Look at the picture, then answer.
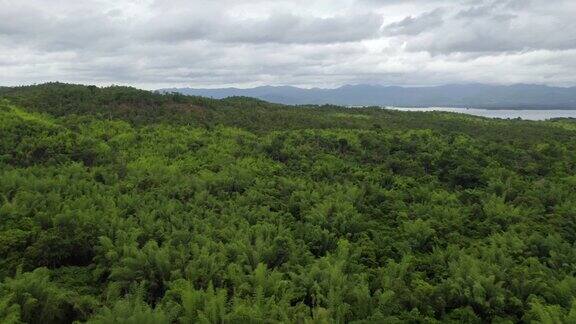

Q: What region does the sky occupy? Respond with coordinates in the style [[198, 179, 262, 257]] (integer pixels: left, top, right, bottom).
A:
[[1, 0, 575, 89]]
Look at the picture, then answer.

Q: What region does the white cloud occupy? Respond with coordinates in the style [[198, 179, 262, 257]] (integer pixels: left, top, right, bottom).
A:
[[0, 0, 575, 88]]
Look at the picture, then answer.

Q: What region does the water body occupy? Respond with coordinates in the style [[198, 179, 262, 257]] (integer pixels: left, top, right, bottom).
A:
[[384, 107, 576, 121]]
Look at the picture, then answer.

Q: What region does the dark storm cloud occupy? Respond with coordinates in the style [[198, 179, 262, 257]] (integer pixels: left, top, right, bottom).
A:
[[393, 0, 576, 54], [144, 12, 383, 44], [385, 9, 445, 36], [0, 2, 124, 52]]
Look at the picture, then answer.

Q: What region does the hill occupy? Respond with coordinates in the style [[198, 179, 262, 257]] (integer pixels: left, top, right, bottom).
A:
[[161, 83, 576, 109], [1, 83, 576, 323]]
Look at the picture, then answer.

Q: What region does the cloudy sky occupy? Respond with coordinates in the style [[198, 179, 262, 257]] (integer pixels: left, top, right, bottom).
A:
[[1, 0, 575, 89]]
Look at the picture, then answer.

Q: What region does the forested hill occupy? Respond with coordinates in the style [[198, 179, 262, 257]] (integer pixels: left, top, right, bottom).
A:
[[1, 82, 576, 323], [161, 84, 576, 109]]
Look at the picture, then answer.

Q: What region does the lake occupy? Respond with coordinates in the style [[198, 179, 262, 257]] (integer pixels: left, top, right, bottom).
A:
[[384, 107, 576, 121]]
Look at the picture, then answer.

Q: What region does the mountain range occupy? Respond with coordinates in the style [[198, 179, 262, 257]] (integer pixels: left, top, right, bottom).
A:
[[160, 84, 576, 109]]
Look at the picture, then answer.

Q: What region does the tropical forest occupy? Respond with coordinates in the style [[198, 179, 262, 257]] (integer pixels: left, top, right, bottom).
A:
[[1, 83, 576, 323]]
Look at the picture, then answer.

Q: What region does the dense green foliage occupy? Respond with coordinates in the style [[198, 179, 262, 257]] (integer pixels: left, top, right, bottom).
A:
[[1, 83, 576, 323]]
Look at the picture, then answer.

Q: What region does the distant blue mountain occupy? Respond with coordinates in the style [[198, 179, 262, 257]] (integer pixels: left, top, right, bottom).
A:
[[159, 84, 576, 109]]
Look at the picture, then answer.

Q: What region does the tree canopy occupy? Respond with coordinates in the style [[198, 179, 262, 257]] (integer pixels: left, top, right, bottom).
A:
[[1, 83, 576, 323]]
